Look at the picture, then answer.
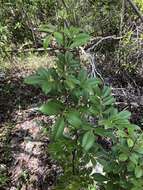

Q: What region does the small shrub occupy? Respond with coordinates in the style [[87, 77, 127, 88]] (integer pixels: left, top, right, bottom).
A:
[[25, 27, 143, 190]]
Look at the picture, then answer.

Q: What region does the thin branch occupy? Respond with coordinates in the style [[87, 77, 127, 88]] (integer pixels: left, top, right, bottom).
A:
[[6, 47, 57, 54], [115, 102, 140, 107], [85, 36, 123, 52], [6, 35, 122, 54]]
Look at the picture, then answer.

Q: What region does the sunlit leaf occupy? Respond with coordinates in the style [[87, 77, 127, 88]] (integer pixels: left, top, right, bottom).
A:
[[135, 166, 143, 178], [53, 117, 65, 139], [127, 138, 134, 148], [82, 131, 95, 151], [43, 35, 52, 49], [70, 33, 90, 48], [39, 100, 64, 115], [119, 153, 128, 161]]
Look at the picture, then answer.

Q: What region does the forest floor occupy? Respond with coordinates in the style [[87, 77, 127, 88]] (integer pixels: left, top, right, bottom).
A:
[[0, 54, 59, 190], [0, 53, 143, 190]]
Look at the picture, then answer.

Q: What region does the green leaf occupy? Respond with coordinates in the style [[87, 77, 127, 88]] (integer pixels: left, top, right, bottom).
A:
[[136, 146, 143, 154], [127, 138, 134, 148], [103, 96, 115, 106], [39, 24, 56, 33], [43, 35, 52, 49], [64, 27, 80, 37], [94, 128, 106, 136], [131, 188, 140, 190], [70, 33, 90, 48], [24, 68, 50, 86], [106, 182, 118, 190], [53, 117, 65, 140], [39, 100, 64, 115], [37, 67, 49, 77], [24, 75, 43, 85], [54, 32, 63, 45], [85, 78, 100, 88], [127, 161, 135, 172], [65, 51, 74, 64], [119, 153, 128, 161], [118, 111, 131, 120], [65, 75, 80, 89], [67, 111, 82, 127], [82, 131, 95, 151], [95, 128, 113, 138], [93, 173, 108, 182], [135, 166, 143, 178], [102, 86, 112, 98], [78, 69, 87, 82], [130, 153, 139, 165], [41, 81, 53, 94]]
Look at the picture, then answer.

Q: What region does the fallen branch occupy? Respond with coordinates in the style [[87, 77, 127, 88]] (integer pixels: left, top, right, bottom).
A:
[[6, 35, 123, 54], [85, 36, 123, 52], [7, 47, 57, 54]]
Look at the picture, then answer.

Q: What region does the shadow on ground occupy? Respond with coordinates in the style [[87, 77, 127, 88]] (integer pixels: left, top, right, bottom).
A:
[[0, 69, 47, 124], [0, 68, 59, 190]]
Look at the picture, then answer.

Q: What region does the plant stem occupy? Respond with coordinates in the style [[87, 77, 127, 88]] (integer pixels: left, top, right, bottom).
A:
[[72, 149, 76, 175], [72, 132, 79, 175]]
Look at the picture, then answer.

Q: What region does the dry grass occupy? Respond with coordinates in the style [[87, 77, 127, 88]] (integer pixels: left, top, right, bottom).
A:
[[0, 53, 56, 72]]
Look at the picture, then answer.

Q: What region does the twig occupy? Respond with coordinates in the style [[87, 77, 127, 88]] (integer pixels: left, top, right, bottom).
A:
[[6, 47, 66, 54], [115, 102, 139, 107], [6, 35, 123, 55], [85, 36, 123, 52]]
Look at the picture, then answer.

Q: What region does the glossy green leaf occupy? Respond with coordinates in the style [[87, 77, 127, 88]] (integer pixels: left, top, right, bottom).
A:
[[103, 96, 115, 106], [53, 117, 65, 140], [130, 153, 139, 165], [24, 67, 49, 85], [127, 161, 135, 172], [82, 131, 95, 151], [54, 32, 63, 45], [118, 111, 131, 120], [78, 69, 87, 82], [135, 166, 143, 178], [94, 128, 106, 136], [65, 51, 73, 64], [119, 153, 128, 161], [102, 86, 111, 98], [136, 146, 143, 154], [41, 81, 53, 94], [37, 67, 49, 77], [39, 24, 56, 33], [24, 75, 43, 85], [85, 78, 100, 88], [65, 75, 80, 89], [127, 138, 134, 148], [39, 100, 64, 115], [93, 173, 108, 182], [43, 35, 52, 49], [67, 111, 82, 127], [70, 33, 90, 48]]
